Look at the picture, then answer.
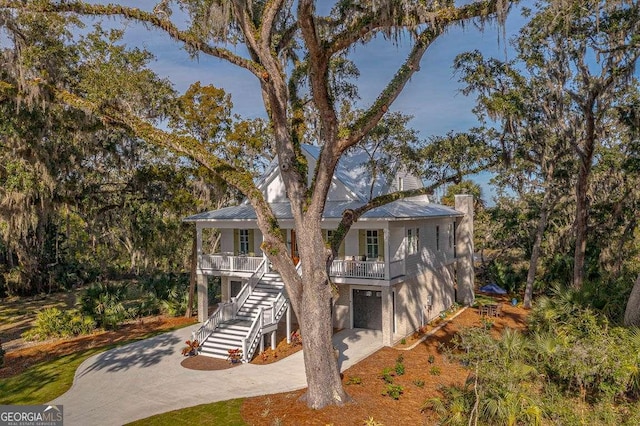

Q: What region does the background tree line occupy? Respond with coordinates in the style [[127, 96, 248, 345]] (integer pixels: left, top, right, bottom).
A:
[[0, 14, 270, 296]]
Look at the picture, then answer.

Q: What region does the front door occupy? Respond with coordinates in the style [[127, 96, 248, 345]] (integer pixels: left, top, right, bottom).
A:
[[352, 289, 382, 330]]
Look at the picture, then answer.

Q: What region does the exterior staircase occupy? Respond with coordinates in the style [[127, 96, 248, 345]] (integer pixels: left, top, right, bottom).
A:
[[198, 272, 287, 360]]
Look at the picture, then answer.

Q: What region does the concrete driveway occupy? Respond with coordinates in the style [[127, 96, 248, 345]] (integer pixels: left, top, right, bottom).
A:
[[51, 327, 383, 425]]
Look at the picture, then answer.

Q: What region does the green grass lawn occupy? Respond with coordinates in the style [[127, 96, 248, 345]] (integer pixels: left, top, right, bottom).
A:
[[0, 347, 104, 405], [126, 399, 246, 426], [0, 326, 191, 405]]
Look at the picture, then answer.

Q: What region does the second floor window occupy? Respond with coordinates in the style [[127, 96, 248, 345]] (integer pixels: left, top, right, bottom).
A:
[[239, 229, 250, 254], [436, 225, 440, 251], [407, 228, 419, 255], [366, 230, 379, 259]]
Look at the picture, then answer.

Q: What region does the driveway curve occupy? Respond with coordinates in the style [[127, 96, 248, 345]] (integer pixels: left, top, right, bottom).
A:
[[50, 326, 383, 425]]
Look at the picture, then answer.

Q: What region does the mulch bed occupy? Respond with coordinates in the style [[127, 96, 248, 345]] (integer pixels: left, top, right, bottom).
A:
[[241, 303, 529, 425], [180, 355, 240, 371]]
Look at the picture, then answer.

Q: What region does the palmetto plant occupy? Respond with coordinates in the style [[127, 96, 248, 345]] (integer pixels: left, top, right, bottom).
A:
[[80, 282, 130, 328]]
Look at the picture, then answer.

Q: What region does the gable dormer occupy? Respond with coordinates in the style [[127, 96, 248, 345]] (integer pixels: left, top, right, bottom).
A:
[[256, 144, 427, 203]]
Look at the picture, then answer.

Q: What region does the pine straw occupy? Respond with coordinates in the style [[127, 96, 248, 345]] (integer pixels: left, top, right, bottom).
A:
[[241, 304, 529, 425]]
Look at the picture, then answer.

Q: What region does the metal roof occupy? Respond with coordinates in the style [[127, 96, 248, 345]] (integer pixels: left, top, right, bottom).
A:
[[184, 199, 462, 222]]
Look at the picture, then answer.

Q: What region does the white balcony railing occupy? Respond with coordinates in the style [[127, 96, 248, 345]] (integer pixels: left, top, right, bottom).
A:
[[199, 254, 263, 273], [200, 253, 406, 280], [329, 259, 386, 279]]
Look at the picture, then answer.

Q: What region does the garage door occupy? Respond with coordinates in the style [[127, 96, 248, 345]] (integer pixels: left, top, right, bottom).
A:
[[353, 289, 382, 330]]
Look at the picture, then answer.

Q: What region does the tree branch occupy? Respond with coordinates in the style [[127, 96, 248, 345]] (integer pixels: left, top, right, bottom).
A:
[[260, 0, 286, 52], [0, 0, 265, 78], [328, 0, 502, 56], [338, 26, 440, 152]]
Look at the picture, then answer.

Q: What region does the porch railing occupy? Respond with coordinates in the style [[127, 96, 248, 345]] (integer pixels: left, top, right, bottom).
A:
[[192, 258, 266, 344], [329, 259, 386, 279], [201, 253, 404, 280], [232, 258, 266, 317], [192, 301, 234, 344], [262, 291, 288, 326], [242, 308, 264, 363], [199, 254, 263, 273]]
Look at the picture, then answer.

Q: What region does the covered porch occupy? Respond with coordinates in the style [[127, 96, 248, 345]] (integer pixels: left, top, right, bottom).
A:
[[198, 253, 406, 281]]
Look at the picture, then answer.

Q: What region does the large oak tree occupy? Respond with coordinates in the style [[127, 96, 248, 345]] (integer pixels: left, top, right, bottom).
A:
[[0, 0, 509, 408]]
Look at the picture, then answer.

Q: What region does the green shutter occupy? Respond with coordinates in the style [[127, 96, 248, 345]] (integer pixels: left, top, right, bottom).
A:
[[233, 229, 239, 255], [359, 230, 366, 258], [378, 229, 385, 259]]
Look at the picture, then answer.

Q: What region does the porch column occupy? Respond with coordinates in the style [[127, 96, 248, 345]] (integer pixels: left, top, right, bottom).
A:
[[196, 222, 202, 256], [381, 286, 394, 346], [383, 227, 390, 280], [271, 331, 277, 350], [197, 273, 209, 323], [455, 194, 475, 306]]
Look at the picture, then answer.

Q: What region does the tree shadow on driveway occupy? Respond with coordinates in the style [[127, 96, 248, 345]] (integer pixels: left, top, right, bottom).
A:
[[76, 331, 182, 377]]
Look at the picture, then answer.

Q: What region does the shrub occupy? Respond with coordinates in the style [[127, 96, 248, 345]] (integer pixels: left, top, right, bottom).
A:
[[160, 289, 189, 317], [181, 339, 199, 356], [394, 354, 405, 376], [430, 289, 640, 425], [413, 379, 425, 388], [429, 366, 441, 376], [381, 384, 403, 400], [346, 376, 362, 385], [290, 330, 302, 346], [22, 307, 95, 341], [362, 417, 384, 426], [380, 367, 394, 384], [79, 282, 130, 329]]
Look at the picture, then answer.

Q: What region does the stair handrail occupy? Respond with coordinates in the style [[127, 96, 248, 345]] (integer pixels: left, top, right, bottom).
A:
[[263, 291, 288, 327], [232, 258, 266, 318], [191, 301, 233, 344], [242, 306, 264, 363]]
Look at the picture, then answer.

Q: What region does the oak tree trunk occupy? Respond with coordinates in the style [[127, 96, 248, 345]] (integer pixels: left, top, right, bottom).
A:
[[296, 220, 350, 408], [624, 274, 640, 327], [524, 164, 556, 309], [573, 163, 590, 290], [523, 197, 551, 308]]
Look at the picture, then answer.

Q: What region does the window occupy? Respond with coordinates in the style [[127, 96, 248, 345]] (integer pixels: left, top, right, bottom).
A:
[[366, 230, 379, 259], [407, 228, 419, 255], [239, 229, 250, 254], [453, 222, 457, 257], [436, 226, 440, 251], [397, 176, 404, 191], [448, 223, 454, 249]]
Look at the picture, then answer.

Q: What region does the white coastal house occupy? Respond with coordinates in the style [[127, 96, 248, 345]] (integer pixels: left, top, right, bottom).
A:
[[184, 144, 474, 362]]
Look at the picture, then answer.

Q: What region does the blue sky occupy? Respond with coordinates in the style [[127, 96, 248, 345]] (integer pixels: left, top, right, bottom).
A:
[[90, 1, 530, 203]]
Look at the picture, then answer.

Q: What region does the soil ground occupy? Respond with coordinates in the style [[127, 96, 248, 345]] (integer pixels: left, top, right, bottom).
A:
[[241, 301, 528, 425]]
